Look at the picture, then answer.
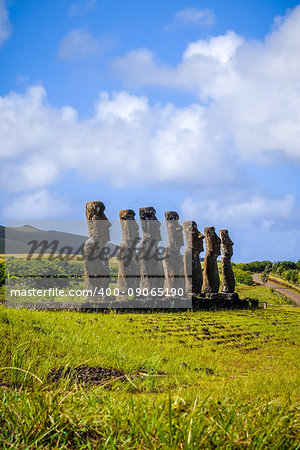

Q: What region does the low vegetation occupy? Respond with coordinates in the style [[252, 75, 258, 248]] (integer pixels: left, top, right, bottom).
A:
[[2, 257, 299, 284], [0, 305, 299, 448], [233, 260, 300, 287], [231, 264, 253, 285], [0, 257, 299, 447], [236, 284, 295, 305], [271, 261, 300, 285]]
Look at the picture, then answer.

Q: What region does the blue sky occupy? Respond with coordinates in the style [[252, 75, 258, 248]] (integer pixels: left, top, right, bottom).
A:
[[0, 0, 299, 262]]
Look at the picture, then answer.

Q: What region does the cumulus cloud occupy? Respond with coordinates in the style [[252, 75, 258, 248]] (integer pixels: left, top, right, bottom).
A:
[[183, 31, 243, 62], [0, 83, 296, 232], [58, 29, 105, 61], [3, 189, 70, 220], [3, 157, 59, 192], [181, 194, 297, 227], [95, 91, 149, 123], [0, 0, 12, 45], [0, 86, 236, 192], [113, 30, 244, 90], [1, 5, 300, 231], [114, 6, 300, 163], [181, 193, 300, 262]]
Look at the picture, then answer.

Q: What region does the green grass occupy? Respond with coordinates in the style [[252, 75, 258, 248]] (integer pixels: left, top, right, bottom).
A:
[[267, 274, 300, 293], [236, 284, 296, 305], [0, 304, 299, 448]]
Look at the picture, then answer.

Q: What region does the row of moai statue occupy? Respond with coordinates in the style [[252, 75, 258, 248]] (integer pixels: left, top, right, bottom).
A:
[[83, 201, 236, 298]]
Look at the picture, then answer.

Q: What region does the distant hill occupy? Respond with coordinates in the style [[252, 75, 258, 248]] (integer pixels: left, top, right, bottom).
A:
[[0, 225, 118, 256]]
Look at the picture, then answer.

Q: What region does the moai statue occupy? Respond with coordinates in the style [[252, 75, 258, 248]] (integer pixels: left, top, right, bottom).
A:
[[164, 211, 185, 293], [138, 206, 164, 293], [220, 229, 235, 293], [83, 201, 111, 297], [202, 226, 221, 294], [183, 221, 204, 295], [117, 209, 140, 296]]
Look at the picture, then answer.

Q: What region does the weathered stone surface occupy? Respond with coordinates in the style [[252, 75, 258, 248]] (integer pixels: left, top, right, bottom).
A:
[[202, 226, 221, 293], [83, 201, 111, 296], [163, 211, 185, 293], [85, 201, 110, 241], [138, 206, 164, 292], [192, 292, 250, 310], [117, 209, 140, 295], [220, 229, 235, 293], [183, 221, 204, 295]]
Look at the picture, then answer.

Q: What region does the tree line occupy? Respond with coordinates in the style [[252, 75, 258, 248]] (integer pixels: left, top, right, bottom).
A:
[[0, 258, 299, 287]]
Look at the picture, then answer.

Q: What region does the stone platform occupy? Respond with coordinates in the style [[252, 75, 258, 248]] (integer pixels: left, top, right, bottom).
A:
[[192, 293, 258, 310], [6, 293, 258, 311]]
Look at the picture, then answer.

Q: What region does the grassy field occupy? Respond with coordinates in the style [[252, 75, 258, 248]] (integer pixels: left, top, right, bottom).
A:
[[1, 256, 299, 448], [0, 302, 299, 448], [236, 284, 296, 305], [267, 274, 300, 294]]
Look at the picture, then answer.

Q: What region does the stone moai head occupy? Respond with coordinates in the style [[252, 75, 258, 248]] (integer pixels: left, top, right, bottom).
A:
[[219, 229, 234, 259], [119, 209, 140, 243], [139, 206, 162, 242], [204, 226, 221, 257], [183, 221, 204, 253], [86, 201, 111, 244], [165, 211, 184, 249]]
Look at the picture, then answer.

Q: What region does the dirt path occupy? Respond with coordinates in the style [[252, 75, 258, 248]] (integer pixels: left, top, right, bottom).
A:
[[252, 274, 300, 306]]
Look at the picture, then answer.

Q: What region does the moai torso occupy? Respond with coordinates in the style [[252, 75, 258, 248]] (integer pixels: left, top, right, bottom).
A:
[[202, 226, 221, 293], [163, 211, 185, 293], [117, 209, 140, 295], [138, 207, 164, 292], [220, 229, 235, 293], [183, 221, 204, 295], [83, 201, 111, 296]]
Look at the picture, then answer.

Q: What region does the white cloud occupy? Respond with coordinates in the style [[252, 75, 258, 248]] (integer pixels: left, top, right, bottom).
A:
[[0, 86, 51, 158], [0, 86, 239, 194], [58, 29, 101, 61], [181, 193, 300, 262], [95, 91, 148, 123], [112, 32, 246, 97], [114, 6, 300, 163], [183, 31, 243, 63], [0, 0, 12, 45], [1, 5, 300, 232], [3, 189, 70, 220], [3, 158, 59, 192], [181, 194, 296, 227]]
